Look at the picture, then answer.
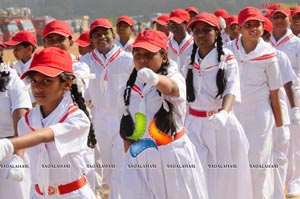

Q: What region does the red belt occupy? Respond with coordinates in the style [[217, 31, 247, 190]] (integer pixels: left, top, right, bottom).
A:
[[189, 108, 221, 117], [35, 176, 86, 196]]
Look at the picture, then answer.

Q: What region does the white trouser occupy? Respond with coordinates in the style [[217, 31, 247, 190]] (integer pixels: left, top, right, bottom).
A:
[[235, 100, 274, 199], [273, 125, 290, 199]]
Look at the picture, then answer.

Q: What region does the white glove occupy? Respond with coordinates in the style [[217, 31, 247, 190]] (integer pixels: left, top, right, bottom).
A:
[[291, 107, 300, 124], [137, 68, 159, 86], [0, 138, 13, 161], [208, 110, 229, 129], [273, 126, 290, 148], [5, 155, 25, 182]]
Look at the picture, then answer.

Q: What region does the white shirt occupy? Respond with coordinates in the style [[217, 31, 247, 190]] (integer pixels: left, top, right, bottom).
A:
[[18, 95, 90, 186], [167, 33, 194, 73], [12, 57, 33, 77], [270, 29, 300, 88], [183, 47, 240, 110], [0, 68, 31, 138], [114, 37, 134, 52], [81, 46, 134, 113], [227, 37, 282, 104], [119, 70, 186, 135]]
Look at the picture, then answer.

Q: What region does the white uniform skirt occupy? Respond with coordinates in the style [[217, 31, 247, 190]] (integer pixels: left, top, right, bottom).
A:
[[185, 111, 253, 199], [120, 135, 208, 199]]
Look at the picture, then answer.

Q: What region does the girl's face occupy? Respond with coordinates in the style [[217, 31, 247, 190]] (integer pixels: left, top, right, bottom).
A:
[[43, 33, 73, 51], [116, 22, 133, 39], [90, 27, 115, 53], [29, 72, 71, 117], [240, 20, 264, 41], [133, 48, 166, 73], [13, 44, 33, 62], [192, 21, 218, 56]]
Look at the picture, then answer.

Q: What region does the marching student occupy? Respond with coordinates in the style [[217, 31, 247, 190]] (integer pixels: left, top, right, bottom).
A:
[[227, 6, 285, 199], [167, 8, 194, 73], [224, 15, 240, 43], [184, 12, 252, 199], [115, 15, 135, 52], [74, 31, 94, 57], [269, 5, 300, 197], [0, 60, 32, 198], [0, 47, 97, 198], [80, 18, 134, 199], [119, 29, 208, 199], [290, 6, 300, 37], [152, 14, 171, 38], [263, 16, 300, 199], [5, 30, 37, 77]]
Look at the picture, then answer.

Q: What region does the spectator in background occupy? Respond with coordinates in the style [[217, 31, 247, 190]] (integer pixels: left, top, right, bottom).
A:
[[115, 16, 135, 52], [5, 31, 37, 77], [152, 14, 171, 38], [185, 6, 199, 21]]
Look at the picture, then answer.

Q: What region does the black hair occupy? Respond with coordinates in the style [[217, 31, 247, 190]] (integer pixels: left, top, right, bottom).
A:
[[17, 42, 36, 53], [186, 27, 226, 102], [0, 68, 10, 92], [120, 49, 177, 141], [60, 73, 97, 148]]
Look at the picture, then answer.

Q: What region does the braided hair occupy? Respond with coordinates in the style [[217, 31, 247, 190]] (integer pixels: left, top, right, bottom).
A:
[[186, 27, 226, 102], [120, 49, 177, 141], [60, 73, 97, 148]]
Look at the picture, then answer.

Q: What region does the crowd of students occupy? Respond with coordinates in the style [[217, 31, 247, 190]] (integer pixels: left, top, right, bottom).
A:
[[0, 3, 300, 199]]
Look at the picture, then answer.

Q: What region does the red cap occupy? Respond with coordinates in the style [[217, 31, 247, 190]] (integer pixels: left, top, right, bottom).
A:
[[169, 9, 190, 24], [43, 20, 72, 39], [185, 7, 199, 15], [238, 6, 265, 25], [214, 9, 229, 19], [116, 16, 135, 26], [264, 17, 273, 34], [153, 14, 169, 25], [5, 30, 37, 47], [89, 18, 113, 34], [188, 12, 221, 30], [74, 31, 90, 47], [132, 30, 167, 52], [21, 47, 73, 79], [291, 5, 300, 16], [226, 15, 238, 27], [0, 41, 6, 48], [269, 3, 291, 17]]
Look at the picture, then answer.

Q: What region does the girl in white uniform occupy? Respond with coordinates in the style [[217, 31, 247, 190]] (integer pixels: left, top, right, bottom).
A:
[[0, 62, 32, 199], [227, 6, 285, 199], [269, 6, 300, 197], [0, 47, 97, 199], [119, 30, 208, 199], [184, 13, 252, 199]]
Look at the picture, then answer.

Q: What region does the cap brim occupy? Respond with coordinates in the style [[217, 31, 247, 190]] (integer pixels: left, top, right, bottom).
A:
[[75, 39, 90, 47], [90, 25, 112, 34], [169, 17, 185, 24], [5, 40, 22, 46], [240, 16, 264, 25], [188, 19, 218, 29], [132, 42, 161, 53], [21, 65, 63, 79], [153, 19, 168, 25], [117, 20, 133, 26], [43, 31, 71, 39], [272, 10, 289, 17]]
